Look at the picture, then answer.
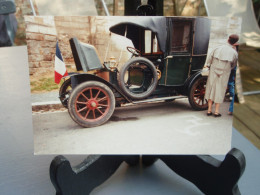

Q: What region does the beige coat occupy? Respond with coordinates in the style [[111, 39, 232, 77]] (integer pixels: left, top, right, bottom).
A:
[[204, 43, 238, 103]]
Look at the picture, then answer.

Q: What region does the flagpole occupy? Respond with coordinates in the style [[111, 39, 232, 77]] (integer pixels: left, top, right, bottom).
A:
[[29, 0, 36, 16]]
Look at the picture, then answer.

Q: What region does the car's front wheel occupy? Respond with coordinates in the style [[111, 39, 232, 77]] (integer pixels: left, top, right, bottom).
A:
[[68, 81, 115, 128]]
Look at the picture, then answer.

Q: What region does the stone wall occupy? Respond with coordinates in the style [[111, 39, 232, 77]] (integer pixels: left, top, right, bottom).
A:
[[54, 16, 91, 67], [54, 16, 132, 70], [25, 16, 57, 75], [25, 16, 132, 75]]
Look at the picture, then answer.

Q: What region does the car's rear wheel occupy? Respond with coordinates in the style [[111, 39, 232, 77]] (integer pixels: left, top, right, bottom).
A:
[[68, 81, 115, 128], [188, 76, 208, 110], [117, 57, 158, 100]]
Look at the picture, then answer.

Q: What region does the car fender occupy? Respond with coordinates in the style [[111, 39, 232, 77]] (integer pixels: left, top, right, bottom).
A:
[[183, 71, 208, 95], [69, 73, 132, 103]]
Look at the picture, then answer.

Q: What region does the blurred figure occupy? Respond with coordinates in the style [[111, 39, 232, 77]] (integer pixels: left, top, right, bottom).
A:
[[0, 14, 17, 47]]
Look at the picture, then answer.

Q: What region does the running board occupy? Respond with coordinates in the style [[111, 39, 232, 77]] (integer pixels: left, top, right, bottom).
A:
[[126, 95, 187, 105]]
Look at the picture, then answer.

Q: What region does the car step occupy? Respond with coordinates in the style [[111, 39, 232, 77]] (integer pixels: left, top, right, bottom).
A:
[[123, 95, 187, 106]]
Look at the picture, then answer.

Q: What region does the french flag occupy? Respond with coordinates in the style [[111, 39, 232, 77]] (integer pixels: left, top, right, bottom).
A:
[[55, 41, 68, 84]]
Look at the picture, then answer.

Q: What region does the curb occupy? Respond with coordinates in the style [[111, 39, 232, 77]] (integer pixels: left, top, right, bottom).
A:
[[32, 101, 64, 112]]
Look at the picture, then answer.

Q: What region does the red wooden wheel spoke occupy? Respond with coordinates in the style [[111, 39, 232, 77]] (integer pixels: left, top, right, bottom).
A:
[[96, 108, 104, 115], [76, 101, 87, 104], [90, 88, 93, 99], [84, 109, 91, 119], [92, 110, 96, 119], [94, 90, 101, 100], [77, 106, 88, 113], [97, 96, 107, 102], [189, 77, 208, 110], [98, 104, 108, 107], [81, 92, 89, 101]]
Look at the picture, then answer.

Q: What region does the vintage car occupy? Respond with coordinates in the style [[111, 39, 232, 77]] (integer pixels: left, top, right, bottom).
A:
[[59, 17, 211, 128]]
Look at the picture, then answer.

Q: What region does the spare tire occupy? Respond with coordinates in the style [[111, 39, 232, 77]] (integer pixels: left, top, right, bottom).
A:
[[118, 57, 158, 100]]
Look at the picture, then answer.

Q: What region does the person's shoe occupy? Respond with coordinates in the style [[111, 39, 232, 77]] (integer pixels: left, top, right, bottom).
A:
[[214, 113, 221, 117], [228, 112, 233, 115], [207, 112, 212, 116]]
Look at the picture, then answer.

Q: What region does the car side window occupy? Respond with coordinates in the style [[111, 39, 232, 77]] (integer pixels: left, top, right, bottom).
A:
[[143, 30, 161, 54], [171, 21, 192, 53]]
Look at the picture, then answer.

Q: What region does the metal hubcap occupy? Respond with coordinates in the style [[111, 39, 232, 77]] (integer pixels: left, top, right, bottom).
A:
[[75, 87, 110, 121], [88, 100, 98, 109]]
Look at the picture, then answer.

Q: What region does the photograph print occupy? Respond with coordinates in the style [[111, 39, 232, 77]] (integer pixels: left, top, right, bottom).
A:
[[25, 16, 241, 154]]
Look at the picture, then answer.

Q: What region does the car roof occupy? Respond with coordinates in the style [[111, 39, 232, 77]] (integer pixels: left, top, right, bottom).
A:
[[109, 17, 167, 53]]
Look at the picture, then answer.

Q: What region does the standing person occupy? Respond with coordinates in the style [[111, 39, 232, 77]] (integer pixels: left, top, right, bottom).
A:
[[228, 43, 239, 115], [228, 66, 236, 115], [204, 34, 239, 117]]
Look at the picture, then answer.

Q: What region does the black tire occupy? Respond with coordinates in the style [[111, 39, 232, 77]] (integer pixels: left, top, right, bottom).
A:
[[188, 76, 208, 111], [117, 57, 158, 100], [68, 81, 115, 128], [59, 78, 72, 108]]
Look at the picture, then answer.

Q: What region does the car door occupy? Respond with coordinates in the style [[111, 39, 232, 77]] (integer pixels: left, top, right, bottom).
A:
[[160, 19, 193, 86]]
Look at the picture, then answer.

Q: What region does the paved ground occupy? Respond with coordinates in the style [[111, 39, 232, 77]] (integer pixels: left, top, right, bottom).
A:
[[33, 98, 233, 155], [31, 91, 60, 104]]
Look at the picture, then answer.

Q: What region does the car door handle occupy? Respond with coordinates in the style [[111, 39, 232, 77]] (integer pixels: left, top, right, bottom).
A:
[[166, 56, 173, 59]]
